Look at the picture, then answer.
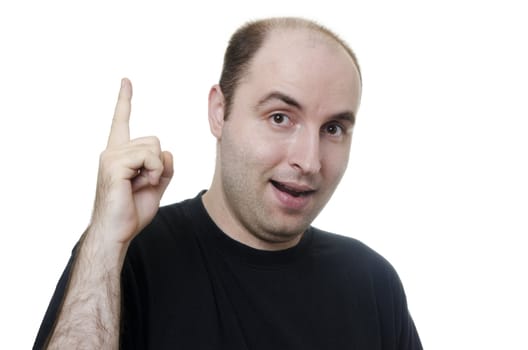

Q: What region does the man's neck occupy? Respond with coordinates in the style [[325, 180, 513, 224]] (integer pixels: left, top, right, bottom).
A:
[[201, 188, 303, 251]]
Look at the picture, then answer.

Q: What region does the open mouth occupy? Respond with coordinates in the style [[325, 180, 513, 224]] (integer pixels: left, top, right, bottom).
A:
[[270, 180, 315, 198]]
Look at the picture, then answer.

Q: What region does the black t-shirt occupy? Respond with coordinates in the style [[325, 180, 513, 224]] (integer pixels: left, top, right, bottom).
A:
[[34, 193, 422, 349]]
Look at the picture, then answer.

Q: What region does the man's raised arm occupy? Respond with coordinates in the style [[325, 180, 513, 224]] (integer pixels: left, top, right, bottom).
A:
[[41, 78, 174, 349]]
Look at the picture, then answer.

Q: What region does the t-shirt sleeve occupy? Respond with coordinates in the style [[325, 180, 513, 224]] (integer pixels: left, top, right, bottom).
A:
[[364, 243, 423, 350], [119, 250, 147, 349], [392, 270, 423, 350], [32, 242, 146, 350], [400, 313, 423, 350], [32, 245, 78, 349]]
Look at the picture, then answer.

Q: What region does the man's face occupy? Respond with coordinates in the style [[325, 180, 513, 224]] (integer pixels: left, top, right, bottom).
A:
[[213, 28, 362, 246]]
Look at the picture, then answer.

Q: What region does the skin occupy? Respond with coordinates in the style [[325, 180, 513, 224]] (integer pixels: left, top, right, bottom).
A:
[[203, 28, 362, 250], [44, 26, 361, 347], [46, 79, 174, 348]]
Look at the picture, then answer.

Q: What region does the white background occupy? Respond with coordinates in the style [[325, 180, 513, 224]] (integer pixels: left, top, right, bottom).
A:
[[1, 0, 527, 348]]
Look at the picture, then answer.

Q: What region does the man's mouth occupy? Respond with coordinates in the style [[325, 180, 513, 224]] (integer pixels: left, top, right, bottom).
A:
[[270, 180, 315, 198]]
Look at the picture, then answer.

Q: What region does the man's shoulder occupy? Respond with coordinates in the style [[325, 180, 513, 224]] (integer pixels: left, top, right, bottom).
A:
[[311, 227, 382, 259], [147, 192, 206, 231], [128, 194, 204, 254], [310, 227, 398, 279]]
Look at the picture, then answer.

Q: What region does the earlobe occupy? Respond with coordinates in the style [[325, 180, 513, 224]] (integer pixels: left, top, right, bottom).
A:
[[208, 84, 225, 139]]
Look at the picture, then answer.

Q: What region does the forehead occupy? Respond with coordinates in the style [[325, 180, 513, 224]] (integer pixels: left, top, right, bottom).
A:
[[239, 28, 362, 113]]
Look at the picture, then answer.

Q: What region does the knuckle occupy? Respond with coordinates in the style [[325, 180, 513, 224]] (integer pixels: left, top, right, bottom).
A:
[[99, 149, 110, 164], [147, 136, 162, 153], [146, 135, 161, 145], [136, 136, 161, 151]]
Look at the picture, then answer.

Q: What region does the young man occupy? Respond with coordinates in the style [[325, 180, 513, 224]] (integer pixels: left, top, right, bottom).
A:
[[35, 17, 422, 349]]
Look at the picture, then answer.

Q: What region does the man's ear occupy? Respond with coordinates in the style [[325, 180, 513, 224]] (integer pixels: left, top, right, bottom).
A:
[[208, 84, 225, 139]]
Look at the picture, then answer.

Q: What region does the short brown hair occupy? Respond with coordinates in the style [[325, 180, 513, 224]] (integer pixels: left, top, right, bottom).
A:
[[219, 17, 362, 119]]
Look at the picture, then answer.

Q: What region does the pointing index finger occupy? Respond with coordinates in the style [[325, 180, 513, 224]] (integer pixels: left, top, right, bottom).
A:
[[107, 78, 133, 148]]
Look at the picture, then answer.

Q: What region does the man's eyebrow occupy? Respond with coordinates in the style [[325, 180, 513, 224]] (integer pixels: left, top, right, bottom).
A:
[[256, 90, 356, 125], [332, 111, 356, 126], [256, 91, 303, 111]]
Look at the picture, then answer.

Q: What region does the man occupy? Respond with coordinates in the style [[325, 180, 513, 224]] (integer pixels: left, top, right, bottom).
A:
[[34, 17, 422, 349]]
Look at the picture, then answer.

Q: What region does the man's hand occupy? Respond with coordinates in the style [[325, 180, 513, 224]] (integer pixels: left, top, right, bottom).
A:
[[45, 79, 174, 349], [90, 78, 174, 245]]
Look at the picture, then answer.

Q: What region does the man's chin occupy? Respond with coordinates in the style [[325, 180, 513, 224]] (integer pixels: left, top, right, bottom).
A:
[[249, 226, 306, 250], [257, 213, 313, 241]]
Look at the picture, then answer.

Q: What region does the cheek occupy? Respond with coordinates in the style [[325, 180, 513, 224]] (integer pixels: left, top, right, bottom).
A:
[[239, 125, 288, 167], [221, 125, 285, 172], [251, 140, 286, 166], [321, 144, 351, 180]]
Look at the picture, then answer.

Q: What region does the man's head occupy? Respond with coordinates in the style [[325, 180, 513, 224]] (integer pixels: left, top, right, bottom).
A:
[[204, 17, 362, 250], [219, 17, 362, 119]]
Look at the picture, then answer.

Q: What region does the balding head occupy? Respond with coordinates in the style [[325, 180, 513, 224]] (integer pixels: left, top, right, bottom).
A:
[[219, 17, 362, 119]]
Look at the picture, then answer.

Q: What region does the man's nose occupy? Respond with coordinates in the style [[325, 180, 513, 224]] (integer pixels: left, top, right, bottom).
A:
[[288, 127, 322, 175]]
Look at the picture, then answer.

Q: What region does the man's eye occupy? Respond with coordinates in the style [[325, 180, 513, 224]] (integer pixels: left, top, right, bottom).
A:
[[270, 113, 291, 126], [323, 123, 344, 136]]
